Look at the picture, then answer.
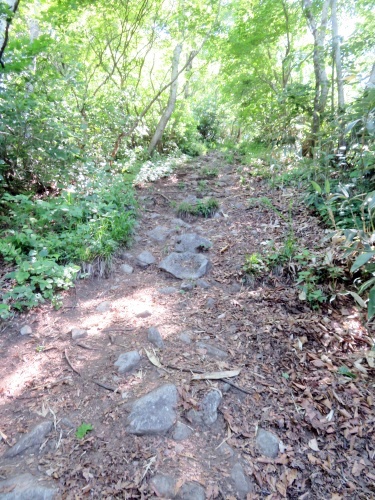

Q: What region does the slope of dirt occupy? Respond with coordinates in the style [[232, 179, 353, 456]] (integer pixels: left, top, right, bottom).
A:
[[0, 152, 374, 499]]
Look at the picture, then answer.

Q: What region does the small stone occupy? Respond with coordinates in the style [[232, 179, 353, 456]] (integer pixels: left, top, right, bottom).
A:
[[171, 218, 191, 229], [118, 251, 133, 261], [96, 301, 111, 312], [221, 383, 231, 393], [148, 226, 173, 243], [149, 212, 160, 219], [20, 325, 32, 336], [114, 351, 141, 374], [217, 442, 234, 457], [197, 342, 228, 360], [196, 279, 211, 289], [177, 481, 206, 500], [159, 287, 178, 295], [175, 233, 212, 253], [4, 421, 52, 458], [136, 310, 151, 318], [120, 263, 134, 274], [206, 298, 215, 309], [181, 281, 194, 291], [179, 332, 191, 344], [150, 474, 177, 498], [126, 384, 178, 435], [186, 409, 203, 425], [71, 328, 87, 341], [231, 463, 253, 498], [172, 421, 192, 441], [230, 282, 242, 293], [256, 428, 280, 458], [147, 327, 164, 349], [159, 252, 210, 280], [136, 251, 156, 268], [200, 390, 222, 426], [0, 473, 57, 500]]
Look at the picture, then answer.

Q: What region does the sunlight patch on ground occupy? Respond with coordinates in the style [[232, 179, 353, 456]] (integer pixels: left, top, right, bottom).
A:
[[1, 349, 46, 398]]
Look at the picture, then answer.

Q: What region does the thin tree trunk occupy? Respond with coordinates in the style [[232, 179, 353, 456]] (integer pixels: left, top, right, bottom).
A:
[[148, 44, 182, 156], [331, 0, 344, 113], [0, 0, 20, 68]]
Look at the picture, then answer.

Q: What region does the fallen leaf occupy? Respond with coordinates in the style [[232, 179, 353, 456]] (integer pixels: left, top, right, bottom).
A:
[[365, 350, 375, 368], [144, 348, 162, 369], [308, 438, 319, 451], [191, 369, 241, 380]]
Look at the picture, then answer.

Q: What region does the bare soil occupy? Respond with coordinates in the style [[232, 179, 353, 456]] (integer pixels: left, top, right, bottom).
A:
[[1, 152, 374, 499]]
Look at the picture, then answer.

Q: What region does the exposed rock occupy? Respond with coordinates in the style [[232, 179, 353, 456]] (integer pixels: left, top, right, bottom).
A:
[[180, 281, 194, 291], [175, 233, 212, 253], [20, 325, 32, 336], [197, 342, 228, 360], [126, 384, 178, 435], [159, 252, 210, 280], [150, 474, 177, 498], [4, 421, 52, 458], [118, 251, 133, 261], [172, 421, 192, 441], [71, 328, 87, 341], [96, 301, 111, 312], [158, 286, 178, 295], [217, 442, 234, 458], [120, 264, 134, 274], [0, 473, 57, 500], [177, 481, 206, 500], [256, 428, 280, 458], [114, 351, 141, 374], [231, 463, 253, 498], [171, 218, 191, 229], [147, 327, 164, 349], [136, 251, 156, 268], [136, 310, 151, 318], [200, 390, 222, 426], [147, 226, 173, 243], [179, 332, 191, 344], [181, 195, 198, 204], [186, 409, 203, 425], [196, 279, 211, 289]]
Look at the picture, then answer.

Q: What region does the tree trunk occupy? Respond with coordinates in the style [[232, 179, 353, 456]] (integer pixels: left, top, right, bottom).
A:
[[302, 0, 331, 149], [148, 43, 182, 156], [331, 0, 344, 113], [0, 0, 20, 68]]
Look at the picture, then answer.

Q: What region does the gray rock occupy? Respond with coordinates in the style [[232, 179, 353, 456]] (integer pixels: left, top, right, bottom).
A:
[[136, 310, 151, 318], [120, 264, 134, 274], [171, 218, 191, 229], [177, 481, 206, 500], [256, 428, 280, 458], [180, 281, 194, 291], [182, 195, 198, 204], [179, 332, 191, 344], [186, 409, 203, 425], [118, 251, 133, 261], [126, 384, 178, 435], [159, 252, 210, 280], [150, 474, 177, 498], [114, 351, 141, 374], [206, 298, 215, 309], [196, 279, 211, 289], [172, 421, 192, 441], [147, 327, 164, 349], [20, 325, 32, 336], [231, 463, 253, 498], [175, 233, 212, 253], [96, 301, 111, 312], [148, 226, 173, 243], [217, 442, 234, 457], [149, 212, 160, 219], [71, 328, 87, 341], [136, 251, 156, 268], [0, 473, 57, 500], [197, 342, 228, 360], [159, 287, 178, 295], [4, 421, 52, 458], [200, 390, 222, 426]]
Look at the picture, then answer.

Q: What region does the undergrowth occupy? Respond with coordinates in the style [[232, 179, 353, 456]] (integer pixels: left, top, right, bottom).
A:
[[176, 198, 219, 218]]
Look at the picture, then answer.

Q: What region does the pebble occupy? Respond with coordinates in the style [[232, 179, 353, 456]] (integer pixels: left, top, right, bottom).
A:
[[4, 421, 53, 458], [136, 251, 155, 268], [197, 342, 228, 360], [177, 481, 206, 500], [179, 331, 192, 344], [172, 421, 192, 441], [256, 428, 281, 458], [206, 298, 216, 309], [120, 263, 134, 274], [231, 463, 253, 498], [96, 301, 111, 312], [148, 226, 173, 243], [159, 251, 210, 280], [20, 325, 32, 335], [114, 351, 141, 374], [196, 279, 211, 289], [181, 281, 194, 291], [200, 389, 222, 426], [71, 328, 87, 341], [135, 310, 151, 318], [147, 327, 164, 349], [150, 474, 177, 498]]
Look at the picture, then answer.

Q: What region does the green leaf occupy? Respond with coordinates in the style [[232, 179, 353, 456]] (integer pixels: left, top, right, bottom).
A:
[[324, 179, 330, 194], [311, 181, 322, 194], [350, 252, 375, 273], [282, 372, 289, 380], [347, 291, 367, 308], [338, 366, 356, 378], [75, 422, 93, 439], [368, 287, 375, 321]]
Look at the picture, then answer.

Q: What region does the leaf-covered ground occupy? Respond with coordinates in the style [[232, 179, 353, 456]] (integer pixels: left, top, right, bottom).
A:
[[0, 152, 374, 499]]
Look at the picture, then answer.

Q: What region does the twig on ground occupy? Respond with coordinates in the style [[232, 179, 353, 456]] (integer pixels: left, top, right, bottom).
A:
[[64, 349, 81, 375]]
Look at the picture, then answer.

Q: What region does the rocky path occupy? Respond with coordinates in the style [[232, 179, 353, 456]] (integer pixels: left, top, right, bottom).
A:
[[0, 153, 374, 499]]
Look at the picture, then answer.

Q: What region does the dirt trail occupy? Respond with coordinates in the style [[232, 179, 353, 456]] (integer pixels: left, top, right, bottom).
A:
[[0, 152, 374, 499]]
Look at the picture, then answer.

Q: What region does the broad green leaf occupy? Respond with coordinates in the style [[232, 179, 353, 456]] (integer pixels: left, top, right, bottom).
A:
[[350, 252, 375, 273], [338, 366, 356, 378], [368, 287, 375, 321], [348, 291, 366, 308], [75, 422, 93, 439], [358, 276, 375, 295], [344, 119, 361, 134], [311, 181, 322, 194], [324, 179, 330, 194]]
